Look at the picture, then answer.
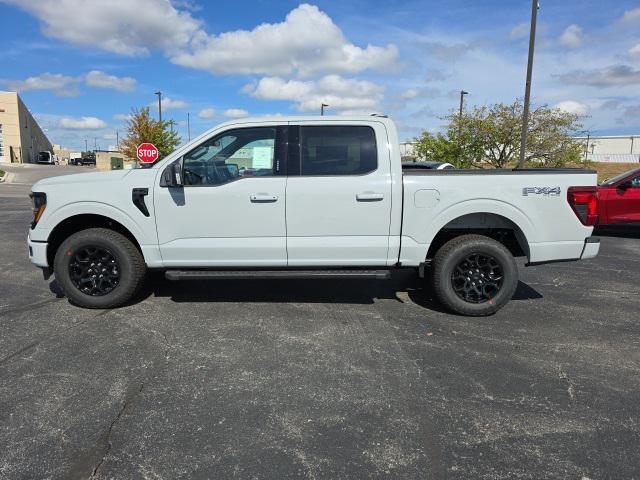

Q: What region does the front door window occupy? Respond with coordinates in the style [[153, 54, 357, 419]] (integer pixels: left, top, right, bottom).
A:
[[182, 127, 276, 186]]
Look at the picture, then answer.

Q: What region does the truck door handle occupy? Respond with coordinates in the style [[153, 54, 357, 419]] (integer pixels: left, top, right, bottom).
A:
[[356, 192, 384, 202], [250, 194, 278, 203]]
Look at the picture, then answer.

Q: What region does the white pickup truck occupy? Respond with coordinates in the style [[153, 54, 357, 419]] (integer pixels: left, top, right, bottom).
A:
[[28, 116, 600, 316]]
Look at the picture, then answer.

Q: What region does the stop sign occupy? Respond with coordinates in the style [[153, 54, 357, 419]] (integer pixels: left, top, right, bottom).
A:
[[137, 143, 159, 164]]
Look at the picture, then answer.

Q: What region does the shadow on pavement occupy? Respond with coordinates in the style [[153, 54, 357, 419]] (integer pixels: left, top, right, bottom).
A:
[[69, 270, 544, 313], [594, 225, 640, 239]]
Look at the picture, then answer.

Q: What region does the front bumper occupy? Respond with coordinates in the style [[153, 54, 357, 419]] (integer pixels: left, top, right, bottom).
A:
[[28, 233, 49, 267], [580, 236, 600, 260]]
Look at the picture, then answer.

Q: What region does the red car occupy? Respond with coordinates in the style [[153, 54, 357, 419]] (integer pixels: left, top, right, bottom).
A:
[[597, 167, 640, 225]]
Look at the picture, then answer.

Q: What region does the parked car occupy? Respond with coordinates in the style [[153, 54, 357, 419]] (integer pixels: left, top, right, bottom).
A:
[[36, 151, 56, 165], [28, 116, 600, 316], [597, 167, 640, 225], [80, 153, 96, 166]]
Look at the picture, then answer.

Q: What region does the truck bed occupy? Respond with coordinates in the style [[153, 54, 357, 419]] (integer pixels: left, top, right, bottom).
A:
[[399, 167, 598, 265]]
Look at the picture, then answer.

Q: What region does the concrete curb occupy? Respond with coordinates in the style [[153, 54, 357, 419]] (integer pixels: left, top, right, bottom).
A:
[[0, 172, 13, 184]]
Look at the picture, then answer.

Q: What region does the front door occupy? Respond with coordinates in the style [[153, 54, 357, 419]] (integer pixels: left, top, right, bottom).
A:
[[606, 174, 640, 224], [154, 125, 288, 267], [285, 123, 393, 266]]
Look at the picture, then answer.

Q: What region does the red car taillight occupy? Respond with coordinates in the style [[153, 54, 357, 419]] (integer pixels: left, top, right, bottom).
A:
[[567, 186, 598, 226]]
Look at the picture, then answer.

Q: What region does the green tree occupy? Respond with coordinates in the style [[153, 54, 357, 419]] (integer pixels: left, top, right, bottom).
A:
[[414, 100, 584, 168], [120, 107, 181, 163]]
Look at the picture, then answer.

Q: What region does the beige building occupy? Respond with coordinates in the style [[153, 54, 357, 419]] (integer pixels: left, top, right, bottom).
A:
[[0, 91, 53, 164], [95, 150, 135, 171]]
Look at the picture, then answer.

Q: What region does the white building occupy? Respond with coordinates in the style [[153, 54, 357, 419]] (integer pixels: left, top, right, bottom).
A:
[[573, 135, 640, 163]]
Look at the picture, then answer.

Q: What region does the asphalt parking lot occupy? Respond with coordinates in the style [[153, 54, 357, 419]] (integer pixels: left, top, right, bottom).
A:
[[1, 165, 639, 479]]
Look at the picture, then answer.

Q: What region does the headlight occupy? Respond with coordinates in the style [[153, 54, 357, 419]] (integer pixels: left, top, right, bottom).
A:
[[29, 192, 47, 229]]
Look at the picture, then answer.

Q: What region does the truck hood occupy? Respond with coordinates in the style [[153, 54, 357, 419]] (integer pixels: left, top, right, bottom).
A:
[[33, 169, 132, 189]]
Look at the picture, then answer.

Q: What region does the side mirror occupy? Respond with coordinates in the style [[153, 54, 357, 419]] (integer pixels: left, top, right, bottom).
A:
[[617, 181, 632, 191], [226, 163, 240, 178], [160, 161, 183, 188]]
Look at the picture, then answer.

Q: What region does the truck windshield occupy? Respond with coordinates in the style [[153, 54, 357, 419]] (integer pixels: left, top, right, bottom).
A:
[[601, 168, 640, 186]]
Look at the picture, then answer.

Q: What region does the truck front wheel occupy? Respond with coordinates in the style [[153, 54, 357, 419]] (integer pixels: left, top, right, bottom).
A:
[[432, 234, 518, 316], [53, 228, 146, 309]]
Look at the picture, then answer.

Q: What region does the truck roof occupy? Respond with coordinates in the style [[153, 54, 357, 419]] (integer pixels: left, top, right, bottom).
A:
[[210, 115, 392, 128]]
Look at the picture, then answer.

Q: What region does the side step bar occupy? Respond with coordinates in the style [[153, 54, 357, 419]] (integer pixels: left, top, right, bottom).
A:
[[165, 269, 391, 281]]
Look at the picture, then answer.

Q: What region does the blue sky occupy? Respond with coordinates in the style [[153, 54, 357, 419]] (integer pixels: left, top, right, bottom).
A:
[[1, 0, 639, 150]]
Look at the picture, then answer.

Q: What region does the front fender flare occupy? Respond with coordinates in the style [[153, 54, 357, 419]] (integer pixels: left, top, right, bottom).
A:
[[41, 201, 153, 246]]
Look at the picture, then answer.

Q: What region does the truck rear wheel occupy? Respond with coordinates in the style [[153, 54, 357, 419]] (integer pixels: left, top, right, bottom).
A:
[[53, 228, 146, 309], [432, 234, 518, 316]]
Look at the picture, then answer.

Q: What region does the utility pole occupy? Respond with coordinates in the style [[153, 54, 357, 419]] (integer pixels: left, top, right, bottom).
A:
[[458, 90, 468, 137], [94, 137, 97, 151], [155, 91, 162, 123], [168, 119, 176, 133], [321, 103, 329, 116], [518, 0, 539, 169], [584, 132, 590, 161], [84, 138, 88, 152], [116, 130, 119, 150], [187, 112, 191, 141]]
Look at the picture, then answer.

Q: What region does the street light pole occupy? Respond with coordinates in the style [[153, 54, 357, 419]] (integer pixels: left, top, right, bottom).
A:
[[321, 103, 329, 116], [518, 0, 540, 169], [155, 91, 162, 123], [187, 112, 191, 141], [116, 130, 119, 150], [84, 139, 88, 152]]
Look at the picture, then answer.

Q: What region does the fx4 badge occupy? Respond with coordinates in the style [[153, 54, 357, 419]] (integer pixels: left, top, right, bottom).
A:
[[522, 187, 561, 197]]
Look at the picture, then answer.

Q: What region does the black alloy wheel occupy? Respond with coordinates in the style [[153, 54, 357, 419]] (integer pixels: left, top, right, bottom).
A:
[[68, 246, 121, 296], [451, 253, 504, 304]]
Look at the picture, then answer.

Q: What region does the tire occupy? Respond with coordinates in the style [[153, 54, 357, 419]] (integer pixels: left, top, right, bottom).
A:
[[432, 234, 518, 316], [54, 228, 146, 309]]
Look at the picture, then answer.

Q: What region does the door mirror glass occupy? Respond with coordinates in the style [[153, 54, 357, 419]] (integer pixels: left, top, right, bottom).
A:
[[225, 163, 240, 178]]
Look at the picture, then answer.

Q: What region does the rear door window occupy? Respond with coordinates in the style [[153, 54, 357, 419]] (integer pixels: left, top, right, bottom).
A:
[[299, 126, 377, 176]]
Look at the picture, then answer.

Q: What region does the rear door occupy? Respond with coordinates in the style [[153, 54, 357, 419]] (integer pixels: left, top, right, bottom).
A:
[[285, 121, 392, 266]]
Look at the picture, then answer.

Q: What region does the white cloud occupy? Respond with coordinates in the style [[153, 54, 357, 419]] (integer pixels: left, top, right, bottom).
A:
[[557, 65, 640, 87], [0, 72, 80, 96], [150, 96, 188, 110], [59, 116, 108, 129], [171, 4, 397, 77], [559, 25, 584, 49], [244, 74, 385, 112], [401, 89, 420, 100], [620, 7, 640, 25], [630, 44, 640, 59], [1, 0, 201, 56], [400, 86, 440, 100], [4, 2, 396, 79], [510, 22, 529, 40], [85, 70, 136, 92], [222, 108, 249, 118], [198, 108, 216, 119], [554, 100, 589, 116], [113, 113, 132, 122]]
